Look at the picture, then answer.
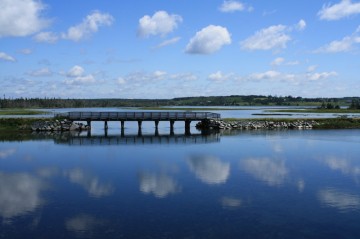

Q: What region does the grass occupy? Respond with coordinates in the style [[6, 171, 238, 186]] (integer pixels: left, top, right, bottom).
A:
[[0, 109, 49, 115]]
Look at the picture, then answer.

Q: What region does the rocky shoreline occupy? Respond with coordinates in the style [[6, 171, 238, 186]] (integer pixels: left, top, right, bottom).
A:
[[31, 119, 89, 132], [196, 119, 319, 130]]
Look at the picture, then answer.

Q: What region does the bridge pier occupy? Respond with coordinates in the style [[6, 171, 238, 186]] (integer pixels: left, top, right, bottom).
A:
[[138, 120, 142, 129], [185, 120, 191, 135], [170, 120, 175, 135], [104, 121, 108, 130], [155, 120, 159, 129], [87, 120, 91, 128], [121, 121, 125, 129]]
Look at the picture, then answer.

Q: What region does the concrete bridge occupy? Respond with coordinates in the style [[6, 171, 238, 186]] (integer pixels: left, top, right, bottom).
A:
[[58, 111, 221, 134]]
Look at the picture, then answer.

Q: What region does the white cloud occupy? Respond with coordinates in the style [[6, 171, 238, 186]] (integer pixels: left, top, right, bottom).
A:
[[271, 57, 299, 66], [0, 52, 16, 62], [208, 71, 233, 82], [138, 172, 180, 198], [296, 19, 307, 31], [318, 0, 360, 20], [33, 31, 59, 43], [28, 68, 53, 77], [154, 37, 181, 49], [67, 65, 85, 77], [185, 25, 232, 54], [240, 25, 291, 50], [187, 155, 230, 185], [271, 57, 285, 66], [65, 65, 96, 85], [307, 65, 318, 72], [65, 168, 114, 198], [62, 11, 114, 41], [307, 71, 338, 81], [0, 0, 50, 38], [137, 11, 182, 38], [241, 158, 288, 186], [316, 27, 360, 53], [219, 1, 252, 12], [249, 70, 281, 81], [19, 48, 33, 55]]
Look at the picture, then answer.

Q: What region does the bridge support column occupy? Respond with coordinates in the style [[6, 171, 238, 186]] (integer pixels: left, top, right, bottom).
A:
[[155, 127, 159, 136], [185, 120, 191, 135], [138, 120, 142, 129], [154, 120, 159, 129], [121, 121, 125, 129], [170, 120, 175, 135], [104, 121, 108, 130], [87, 120, 91, 128]]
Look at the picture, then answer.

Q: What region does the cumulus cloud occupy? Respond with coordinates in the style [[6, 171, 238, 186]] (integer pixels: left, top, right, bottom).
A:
[[65, 65, 96, 85], [185, 25, 231, 54], [219, 1, 252, 12], [315, 26, 360, 53], [249, 71, 281, 81], [62, 11, 114, 42], [187, 155, 230, 185], [0, 0, 50, 38], [318, 0, 360, 20], [137, 11, 182, 38], [0, 52, 16, 62], [28, 68, 53, 77], [208, 71, 234, 82], [65, 168, 114, 198], [0, 172, 45, 219], [33, 31, 59, 43], [296, 19, 307, 31], [138, 172, 180, 198], [240, 25, 291, 50], [241, 158, 288, 186], [318, 188, 360, 211]]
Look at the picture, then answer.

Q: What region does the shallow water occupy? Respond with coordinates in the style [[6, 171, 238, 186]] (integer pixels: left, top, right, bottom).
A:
[[1, 127, 360, 238]]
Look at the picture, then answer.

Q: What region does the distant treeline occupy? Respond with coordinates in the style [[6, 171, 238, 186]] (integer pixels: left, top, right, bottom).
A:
[[0, 95, 359, 108]]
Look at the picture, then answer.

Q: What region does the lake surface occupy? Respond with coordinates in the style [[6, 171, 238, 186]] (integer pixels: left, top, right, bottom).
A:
[[1, 126, 360, 238]]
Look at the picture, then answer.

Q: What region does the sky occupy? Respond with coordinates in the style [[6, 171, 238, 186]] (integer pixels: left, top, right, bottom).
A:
[[0, 0, 360, 99]]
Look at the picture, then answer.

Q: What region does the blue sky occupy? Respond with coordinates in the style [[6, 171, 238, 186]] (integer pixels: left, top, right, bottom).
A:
[[1, 0, 360, 99]]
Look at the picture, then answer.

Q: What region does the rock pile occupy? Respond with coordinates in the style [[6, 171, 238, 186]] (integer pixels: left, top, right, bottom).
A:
[[196, 119, 319, 130], [31, 120, 89, 132]]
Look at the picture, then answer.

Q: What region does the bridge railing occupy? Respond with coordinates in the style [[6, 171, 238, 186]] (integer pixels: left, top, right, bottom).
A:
[[58, 112, 220, 121]]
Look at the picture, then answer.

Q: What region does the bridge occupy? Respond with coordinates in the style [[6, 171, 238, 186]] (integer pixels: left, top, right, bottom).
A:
[[58, 111, 221, 134]]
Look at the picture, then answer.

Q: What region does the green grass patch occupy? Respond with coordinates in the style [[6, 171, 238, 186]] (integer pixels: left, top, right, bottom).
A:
[[0, 109, 49, 115]]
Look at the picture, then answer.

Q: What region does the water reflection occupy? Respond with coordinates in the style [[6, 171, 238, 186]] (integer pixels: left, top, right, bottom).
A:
[[0, 172, 45, 220], [318, 188, 360, 212], [241, 157, 288, 186], [138, 172, 180, 198], [64, 169, 114, 198], [187, 155, 230, 185], [220, 196, 242, 209], [65, 214, 105, 238], [0, 148, 16, 159], [322, 156, 360, 181]]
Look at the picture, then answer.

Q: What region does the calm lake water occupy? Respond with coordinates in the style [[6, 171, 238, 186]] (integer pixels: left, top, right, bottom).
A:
[[1, 125, 360, 238]]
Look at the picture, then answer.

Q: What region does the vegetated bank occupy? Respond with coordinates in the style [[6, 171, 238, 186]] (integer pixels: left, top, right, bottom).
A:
[[1, 117, 360, 133]]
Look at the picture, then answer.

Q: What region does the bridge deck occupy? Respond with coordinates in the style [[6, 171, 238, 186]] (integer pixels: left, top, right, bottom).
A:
[[60, 111, 221, 121]]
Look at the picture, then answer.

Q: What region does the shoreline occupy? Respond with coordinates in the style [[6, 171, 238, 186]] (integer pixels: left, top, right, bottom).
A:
[[1, 117, 360, 132]]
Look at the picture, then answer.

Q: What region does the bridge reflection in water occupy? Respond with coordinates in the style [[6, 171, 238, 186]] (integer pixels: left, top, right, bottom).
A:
[[54, 131, 220, 146]]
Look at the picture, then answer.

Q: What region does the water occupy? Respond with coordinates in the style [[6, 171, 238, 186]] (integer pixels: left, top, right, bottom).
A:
[[1, 127, 360, 238]]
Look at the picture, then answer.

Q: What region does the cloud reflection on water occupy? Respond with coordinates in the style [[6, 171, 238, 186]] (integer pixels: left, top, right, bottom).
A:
[[0, 148, 16, 159], [241, 157, 288, 186], [138, 172, 180, 198], [0, 172, 45, 220], [318, 188, 360, 212], [187, 155, 230, 185], [65, 214, 105, 238], [65, 168, 114, 198]]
